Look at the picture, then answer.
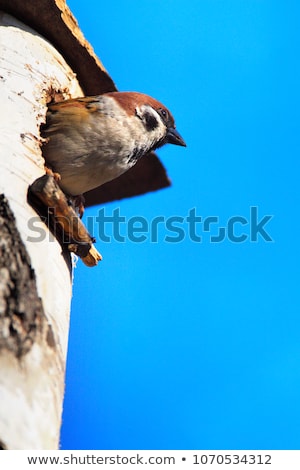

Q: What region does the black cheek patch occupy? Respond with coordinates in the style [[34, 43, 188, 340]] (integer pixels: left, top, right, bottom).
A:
[[143, 111, 159, 131]]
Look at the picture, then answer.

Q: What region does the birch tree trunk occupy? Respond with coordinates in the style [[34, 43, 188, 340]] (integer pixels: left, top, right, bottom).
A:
[[0, 12, 83, 449]]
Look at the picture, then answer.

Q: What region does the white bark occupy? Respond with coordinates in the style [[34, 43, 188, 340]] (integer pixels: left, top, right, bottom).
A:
[[0, 12, 83, 449]]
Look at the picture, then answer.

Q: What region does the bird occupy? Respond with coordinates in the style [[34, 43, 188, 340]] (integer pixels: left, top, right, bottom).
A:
[[41, 91, 186, 214]]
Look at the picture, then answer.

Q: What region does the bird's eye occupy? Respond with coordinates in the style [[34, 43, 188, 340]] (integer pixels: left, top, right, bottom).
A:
[[159, 108, 168, 119]]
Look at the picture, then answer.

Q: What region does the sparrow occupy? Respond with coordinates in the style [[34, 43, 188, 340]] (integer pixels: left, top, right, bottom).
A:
[[42, 91, 186, 212]]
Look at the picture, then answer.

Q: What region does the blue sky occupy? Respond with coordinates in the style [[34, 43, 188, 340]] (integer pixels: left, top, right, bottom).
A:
[[61, 0, 300, 449]]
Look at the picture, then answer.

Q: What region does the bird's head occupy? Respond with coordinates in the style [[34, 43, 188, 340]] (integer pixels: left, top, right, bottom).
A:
[[106, 91, 186, 151]]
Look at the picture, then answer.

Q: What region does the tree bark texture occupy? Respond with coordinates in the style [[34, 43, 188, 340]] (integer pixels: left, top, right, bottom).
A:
[[0, 12, 83, 449]]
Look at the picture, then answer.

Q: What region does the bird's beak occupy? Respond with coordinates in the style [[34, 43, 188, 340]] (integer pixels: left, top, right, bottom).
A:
[[166, 127, 186, 147]]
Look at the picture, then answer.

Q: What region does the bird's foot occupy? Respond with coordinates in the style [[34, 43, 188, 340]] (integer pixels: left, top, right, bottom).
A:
[[44, 165, 61, 182], [67, 194, 85, 218]]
